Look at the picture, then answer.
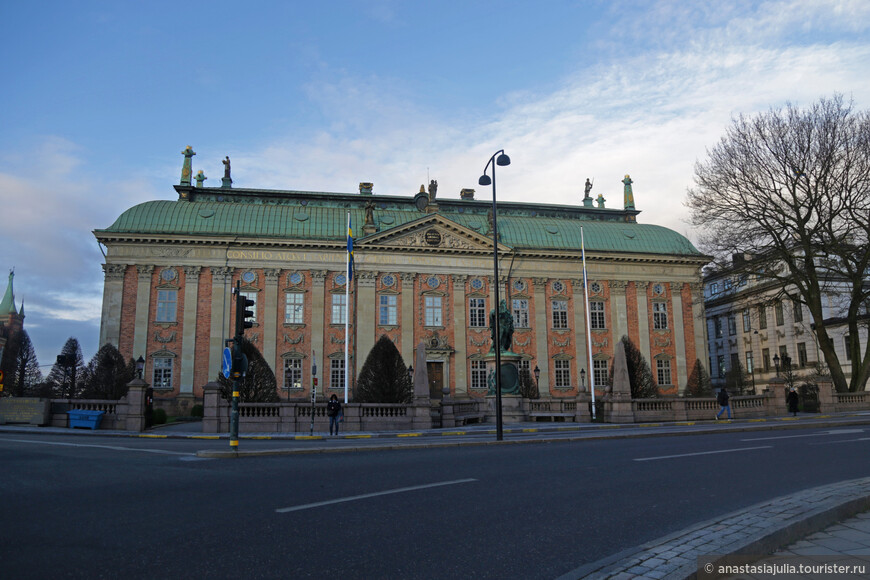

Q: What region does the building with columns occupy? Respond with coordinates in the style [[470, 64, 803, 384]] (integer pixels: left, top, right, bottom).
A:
[[94, 149, 709, 410]]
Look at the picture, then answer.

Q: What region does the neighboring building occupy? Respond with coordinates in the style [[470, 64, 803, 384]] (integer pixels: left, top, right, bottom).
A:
[[0, 270, 26, 381], [94, 149, 709, 411], [703, 253, 868, 390]]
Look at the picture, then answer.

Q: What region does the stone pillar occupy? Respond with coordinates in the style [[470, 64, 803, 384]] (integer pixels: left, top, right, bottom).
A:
[[532, 277, 550, 394], [575, 387, 591, 423], [99, 264, 127, 348], [202, 381, 223, 433], [356, 271, 377, 378], [310, 270, 327, 397], [179, 266, 201, 395], [817, 379, 835, 412], [400, 273, 415, 366], [608, 338, 634, 423], [411, 342, 432, 429], [124, 377, 148, 432], [452, 275, 469, 397], [208, 267, 232, 381], [671, 284, 688, 392], [132, 265, 154, 361], [263, 268, 280, 374], [767, 378, 787, 415]]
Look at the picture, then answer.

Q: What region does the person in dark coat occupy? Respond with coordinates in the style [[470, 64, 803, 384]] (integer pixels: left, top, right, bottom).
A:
[[786, 387, 799, 417], [715, 388, 732, 420], [327, 394, 342, 436]]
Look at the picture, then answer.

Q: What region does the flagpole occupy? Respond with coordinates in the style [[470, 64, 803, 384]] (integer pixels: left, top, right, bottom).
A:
[[345, 212, 352, 404], [581, 226, 596, 420]]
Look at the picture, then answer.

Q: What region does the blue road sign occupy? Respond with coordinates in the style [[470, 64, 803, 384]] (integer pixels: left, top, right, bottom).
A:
[[222, 347, 232, 379]]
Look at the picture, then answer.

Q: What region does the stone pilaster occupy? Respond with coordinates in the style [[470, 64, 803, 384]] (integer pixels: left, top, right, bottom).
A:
[[690, 282, 707, 375], [452, 274, 468, 397], [610, 280, 628, 341], [263, 268, 280, 374], [356, 271, 377, 377], [532, 277, 549, 394], [179, 266, 201, 394], [310, 270, 327, 397], [132, 265, 154, 361], [636, 281, 651, 365], [99, 264, 127, 348], [208, 267, 232, 380], [572, 278, 588, 384], [671, 284, 688, 392], [400, 272, 415, 365]]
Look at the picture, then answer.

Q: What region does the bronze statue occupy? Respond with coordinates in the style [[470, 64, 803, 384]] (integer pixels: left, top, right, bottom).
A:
[[584, 178, 593, 198], [364, 200, 375, 226], [428, 179, 438, 202], [489, 299, 514, 353], [223, 156, 231, 179]]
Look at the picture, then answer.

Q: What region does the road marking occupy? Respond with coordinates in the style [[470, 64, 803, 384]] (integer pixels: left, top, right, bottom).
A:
[[743, 429, 865, 441], [0, 438, 195, 456], [811, 437, 870, 446], [633, 446, 771, 462], [275, 478, 478, 513]]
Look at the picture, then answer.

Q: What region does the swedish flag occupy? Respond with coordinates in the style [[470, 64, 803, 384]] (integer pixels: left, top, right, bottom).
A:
[[347, 214, 354, 281]]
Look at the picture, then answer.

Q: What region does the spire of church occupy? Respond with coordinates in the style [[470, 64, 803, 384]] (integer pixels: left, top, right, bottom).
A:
[[0, 270, 16, 315]]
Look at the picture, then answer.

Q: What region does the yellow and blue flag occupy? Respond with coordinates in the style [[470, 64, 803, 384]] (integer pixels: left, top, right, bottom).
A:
[[346, 213, 354, 281]]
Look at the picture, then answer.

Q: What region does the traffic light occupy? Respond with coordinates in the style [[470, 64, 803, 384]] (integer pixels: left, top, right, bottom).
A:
[[231, 341, 248, 377], [235, 291, 254, 337]]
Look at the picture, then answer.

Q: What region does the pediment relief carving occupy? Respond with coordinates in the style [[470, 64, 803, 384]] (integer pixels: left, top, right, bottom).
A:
[[361, 215, 506, 253]]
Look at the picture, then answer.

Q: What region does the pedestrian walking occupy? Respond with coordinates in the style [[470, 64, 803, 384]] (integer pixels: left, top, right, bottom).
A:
[[716, 388, 732, 420], [327, 394, 342, 436], [786, 386, 799, 417]]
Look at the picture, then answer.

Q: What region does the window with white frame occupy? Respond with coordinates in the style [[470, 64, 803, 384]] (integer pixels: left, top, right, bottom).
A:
[[470, 360, 487, 389], [656, 359, 672, 385], [330, 359, 345, 390], [512, 299, 529, 328], [285, 293, 304, 324], [593, 359, 609, 387], [653, 302, 668, 330], [797, 342, 808, 367], [331, 293, 346, 324], [746, 351, 754, 373], [774, 301, 784, 326], [727, 314, 737, 336], [552, 300, 568, 329], [742, 309, 751, 332], [240, 291, 257, 323], [156, 289, 177, 323], [717, 354, 726, 377], [469, 298, 487, 327], [379, 295, 397, 326], [153, 357, 173, 389], [758, 305, 767, 329], [283, 358, 302, 389], [425, 296, 442, 327], [589, 301, 605, 330], [554, 360, 571, 388], [714, 317, 723, 338], [793, 299, 803, 323]]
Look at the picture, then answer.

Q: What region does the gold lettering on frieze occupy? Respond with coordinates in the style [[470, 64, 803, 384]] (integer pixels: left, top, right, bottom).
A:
[[226, 250, 307, 261]]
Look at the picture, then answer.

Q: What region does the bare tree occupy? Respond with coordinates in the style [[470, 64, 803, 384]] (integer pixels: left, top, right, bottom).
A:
[[687, 95, 870, 392]]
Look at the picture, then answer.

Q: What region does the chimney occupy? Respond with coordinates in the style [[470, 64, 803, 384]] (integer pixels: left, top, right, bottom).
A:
[[460, 188, 475, 200], [359, 182, 373, 195]]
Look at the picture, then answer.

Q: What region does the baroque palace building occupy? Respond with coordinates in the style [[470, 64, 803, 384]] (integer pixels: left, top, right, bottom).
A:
[[94, 148, 709, 410]]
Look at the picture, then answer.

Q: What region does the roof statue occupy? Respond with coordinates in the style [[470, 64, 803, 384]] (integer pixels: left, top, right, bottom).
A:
[[623, 174, 635, 210], [364, 200, 375, 226], [428, 179, 438, 202], [223, 156, 231, 179], [584, 178, 593, 199]]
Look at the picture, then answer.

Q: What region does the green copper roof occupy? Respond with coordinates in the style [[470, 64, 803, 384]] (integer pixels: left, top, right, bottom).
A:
[[0, 271, 17, 315], [96, 192, 702, 258]]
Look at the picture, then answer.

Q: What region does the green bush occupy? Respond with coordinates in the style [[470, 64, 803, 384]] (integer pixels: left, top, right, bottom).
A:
[[190, 404, 204, 418], [152, 408, 167, 425]]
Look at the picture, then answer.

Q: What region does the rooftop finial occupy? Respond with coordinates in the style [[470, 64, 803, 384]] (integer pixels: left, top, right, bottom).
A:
[[180, 146, 196, 186]]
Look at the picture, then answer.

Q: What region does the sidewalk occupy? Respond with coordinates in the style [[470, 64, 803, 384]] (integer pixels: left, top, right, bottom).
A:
[[4, 412, 870, 579]]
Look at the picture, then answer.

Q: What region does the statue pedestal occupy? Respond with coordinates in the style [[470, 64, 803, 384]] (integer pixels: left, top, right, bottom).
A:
[[484, 350, 521, 395], [485, 394, 525, 424]]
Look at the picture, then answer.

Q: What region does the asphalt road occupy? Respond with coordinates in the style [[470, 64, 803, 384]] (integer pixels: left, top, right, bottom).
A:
[[2, 425, 870, 579]]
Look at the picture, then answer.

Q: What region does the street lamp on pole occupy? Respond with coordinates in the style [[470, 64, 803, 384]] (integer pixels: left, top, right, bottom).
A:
[[479, 149, 511, 441]]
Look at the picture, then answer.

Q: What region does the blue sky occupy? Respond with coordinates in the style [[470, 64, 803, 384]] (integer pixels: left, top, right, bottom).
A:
[[2, 0, 869, 371]]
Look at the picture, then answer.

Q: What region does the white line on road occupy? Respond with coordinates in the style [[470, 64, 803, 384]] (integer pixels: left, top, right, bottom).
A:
[[633, 446, 772, 462], [810, 437, 870, 446], [276, 478, 478, 513], [743, 429, 865, 441], [0, 438, 195, 456]]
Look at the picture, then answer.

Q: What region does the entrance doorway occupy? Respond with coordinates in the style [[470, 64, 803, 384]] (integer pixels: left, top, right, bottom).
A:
[[427, 362, 444, 400]]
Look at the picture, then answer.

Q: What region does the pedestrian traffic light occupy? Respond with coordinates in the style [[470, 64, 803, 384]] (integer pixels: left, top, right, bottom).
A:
[[235, 291, 254, 337], [231, 341, 248, 377]]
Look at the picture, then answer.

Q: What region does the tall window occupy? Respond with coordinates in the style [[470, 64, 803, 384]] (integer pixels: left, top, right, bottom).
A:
[[762, 348, 770, 372], [153, 357, 172, 389], [517, 359, 531, 385], [425, 296, 442, 326], [656, 359, 672, 385], [793, 299, 803, 323], [746, 351, 754, 373], [653, 302, 669, 330], [552, 300, 568, 329], [731, 352, 740, 370], [331, 294, 346, 324], [758, 305, 768, 330], [379, 295, 397, 326], [283, 358, 302, 390], [742, 309, 751, 332], [774, 301, 784, 326], [469, 298, 487, 327], [845, 335, 853, 360], [554, 360, 571, 388], [714, 317, 723, 339], [727, 314, 737, 336], [156, 290, 177, 323], [589, 301, 606, 330], [512, 299, 529, 328], [797, 342, 808, 367], [470, 360, 487, 390], [593, 359, 609, 387], [285, 293, 304, 324], [717, 354, 726, 378], [240, 291, 257, 323], [330, 359, 345, 390]]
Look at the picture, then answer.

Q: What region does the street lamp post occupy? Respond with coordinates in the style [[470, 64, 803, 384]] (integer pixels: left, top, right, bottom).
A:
[[773, 353, 780, 378], [479, 149, 511, 441]]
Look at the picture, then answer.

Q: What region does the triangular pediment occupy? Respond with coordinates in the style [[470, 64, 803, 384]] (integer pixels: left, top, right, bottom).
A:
[[359, 214, 509, 254]]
